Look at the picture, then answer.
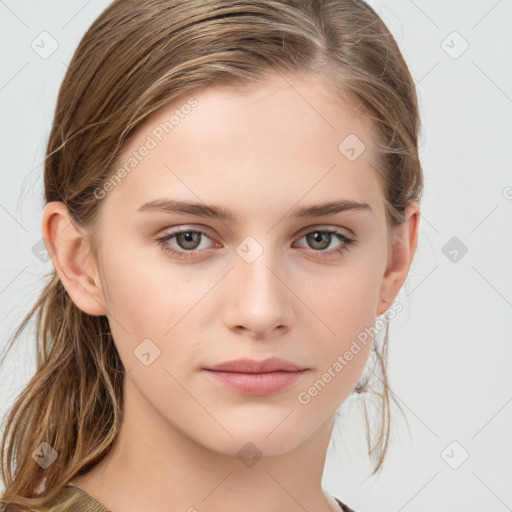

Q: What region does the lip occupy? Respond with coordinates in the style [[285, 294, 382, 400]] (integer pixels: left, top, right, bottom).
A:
[[205, 357, 307, 373], [202, 357, 310, 396]]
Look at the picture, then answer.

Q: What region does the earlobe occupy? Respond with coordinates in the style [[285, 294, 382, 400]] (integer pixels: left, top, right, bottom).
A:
[[42, 201, 107, 316], [376, 201, 420, 317]]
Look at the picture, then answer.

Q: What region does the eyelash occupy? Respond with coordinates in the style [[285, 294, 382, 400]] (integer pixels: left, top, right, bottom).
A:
[[156, 227, 356, 260]]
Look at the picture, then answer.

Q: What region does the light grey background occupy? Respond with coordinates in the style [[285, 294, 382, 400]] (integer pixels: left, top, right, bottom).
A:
[[1, 1, 511, 511]]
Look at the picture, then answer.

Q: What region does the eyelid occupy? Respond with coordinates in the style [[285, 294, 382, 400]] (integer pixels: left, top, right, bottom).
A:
[[161, 227, 220, 245], [294, 223, 354, 239], [157, 225, 218, 241], [159, 224, 353, 242], [157, 223, 356, 258]]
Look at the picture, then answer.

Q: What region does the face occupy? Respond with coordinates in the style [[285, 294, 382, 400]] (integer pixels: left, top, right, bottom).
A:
[[79, 72, 397, 458]]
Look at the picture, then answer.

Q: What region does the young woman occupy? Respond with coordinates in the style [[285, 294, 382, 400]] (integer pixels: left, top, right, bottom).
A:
[[0, 1, 422, 511]]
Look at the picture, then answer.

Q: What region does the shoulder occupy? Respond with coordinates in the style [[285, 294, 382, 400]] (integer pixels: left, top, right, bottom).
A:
[[42, 485, 111, 512]]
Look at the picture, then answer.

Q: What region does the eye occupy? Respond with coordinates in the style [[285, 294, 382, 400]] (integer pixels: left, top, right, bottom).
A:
[[156, 227, 356, 260], [295, 228, 355, 258], [156, 228, 218, 259]]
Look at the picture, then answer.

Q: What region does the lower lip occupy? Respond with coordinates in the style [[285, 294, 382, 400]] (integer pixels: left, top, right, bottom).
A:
[[203, 369, 308, 396]]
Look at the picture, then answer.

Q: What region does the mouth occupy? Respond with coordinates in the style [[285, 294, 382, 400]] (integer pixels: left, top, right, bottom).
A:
[[202, 357, 310, 396], [202, 369, 309, 396], [204, 356, 309, 373]]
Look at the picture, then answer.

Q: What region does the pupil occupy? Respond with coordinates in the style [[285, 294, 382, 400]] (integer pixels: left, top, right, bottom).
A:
[[178, 231, 199, 249], [308, 231, 330, 250]]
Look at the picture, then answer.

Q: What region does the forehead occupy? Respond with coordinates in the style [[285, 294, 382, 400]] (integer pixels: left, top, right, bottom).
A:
[[102, 71, 384, 221], [156, 71, 376, 155]]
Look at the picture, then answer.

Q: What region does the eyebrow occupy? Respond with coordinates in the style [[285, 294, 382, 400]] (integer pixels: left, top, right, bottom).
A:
[[137, 198, 373, 221]]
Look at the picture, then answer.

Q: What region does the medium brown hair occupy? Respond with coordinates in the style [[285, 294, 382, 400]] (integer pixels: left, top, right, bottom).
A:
[[0, 0, 423, 509]]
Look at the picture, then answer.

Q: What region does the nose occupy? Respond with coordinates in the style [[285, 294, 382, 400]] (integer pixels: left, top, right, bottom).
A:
[[222, 243, 295, 339]]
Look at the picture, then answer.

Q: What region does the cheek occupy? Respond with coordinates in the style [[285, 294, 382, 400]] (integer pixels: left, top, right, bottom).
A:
[[99, 237, 177, 324], [304, 261, 382, 341], [298, 260, 382, 397], [98, 240, 217, 359]]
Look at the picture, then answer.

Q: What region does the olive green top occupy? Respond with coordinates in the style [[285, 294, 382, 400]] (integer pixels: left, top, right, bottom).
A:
[[44, 485, 354, 511], [44, 485, 111, 512]]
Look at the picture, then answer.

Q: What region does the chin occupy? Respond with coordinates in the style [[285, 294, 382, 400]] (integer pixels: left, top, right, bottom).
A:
[[197, 423, 311, 460]]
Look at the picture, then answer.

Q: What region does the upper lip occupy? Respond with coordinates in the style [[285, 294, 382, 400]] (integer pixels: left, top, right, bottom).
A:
[[205, 357, 307, 373]]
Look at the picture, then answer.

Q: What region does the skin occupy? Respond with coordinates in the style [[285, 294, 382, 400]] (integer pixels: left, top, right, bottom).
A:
[[43, 71, 420, 512]]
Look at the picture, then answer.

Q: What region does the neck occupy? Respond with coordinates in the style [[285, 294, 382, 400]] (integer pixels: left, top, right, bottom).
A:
[[71, 377, 342, 512]]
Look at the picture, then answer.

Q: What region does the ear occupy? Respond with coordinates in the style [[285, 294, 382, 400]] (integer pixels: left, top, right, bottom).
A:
[[376, 201, 420, 316], [41, 201, 107, 316]]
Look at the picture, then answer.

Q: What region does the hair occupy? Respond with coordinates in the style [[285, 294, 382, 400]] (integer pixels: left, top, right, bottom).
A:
[[0, 0, 423, 509]]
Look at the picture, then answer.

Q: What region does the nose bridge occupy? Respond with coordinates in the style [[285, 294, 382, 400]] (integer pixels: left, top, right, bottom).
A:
[[225, 234, 293, 336]]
